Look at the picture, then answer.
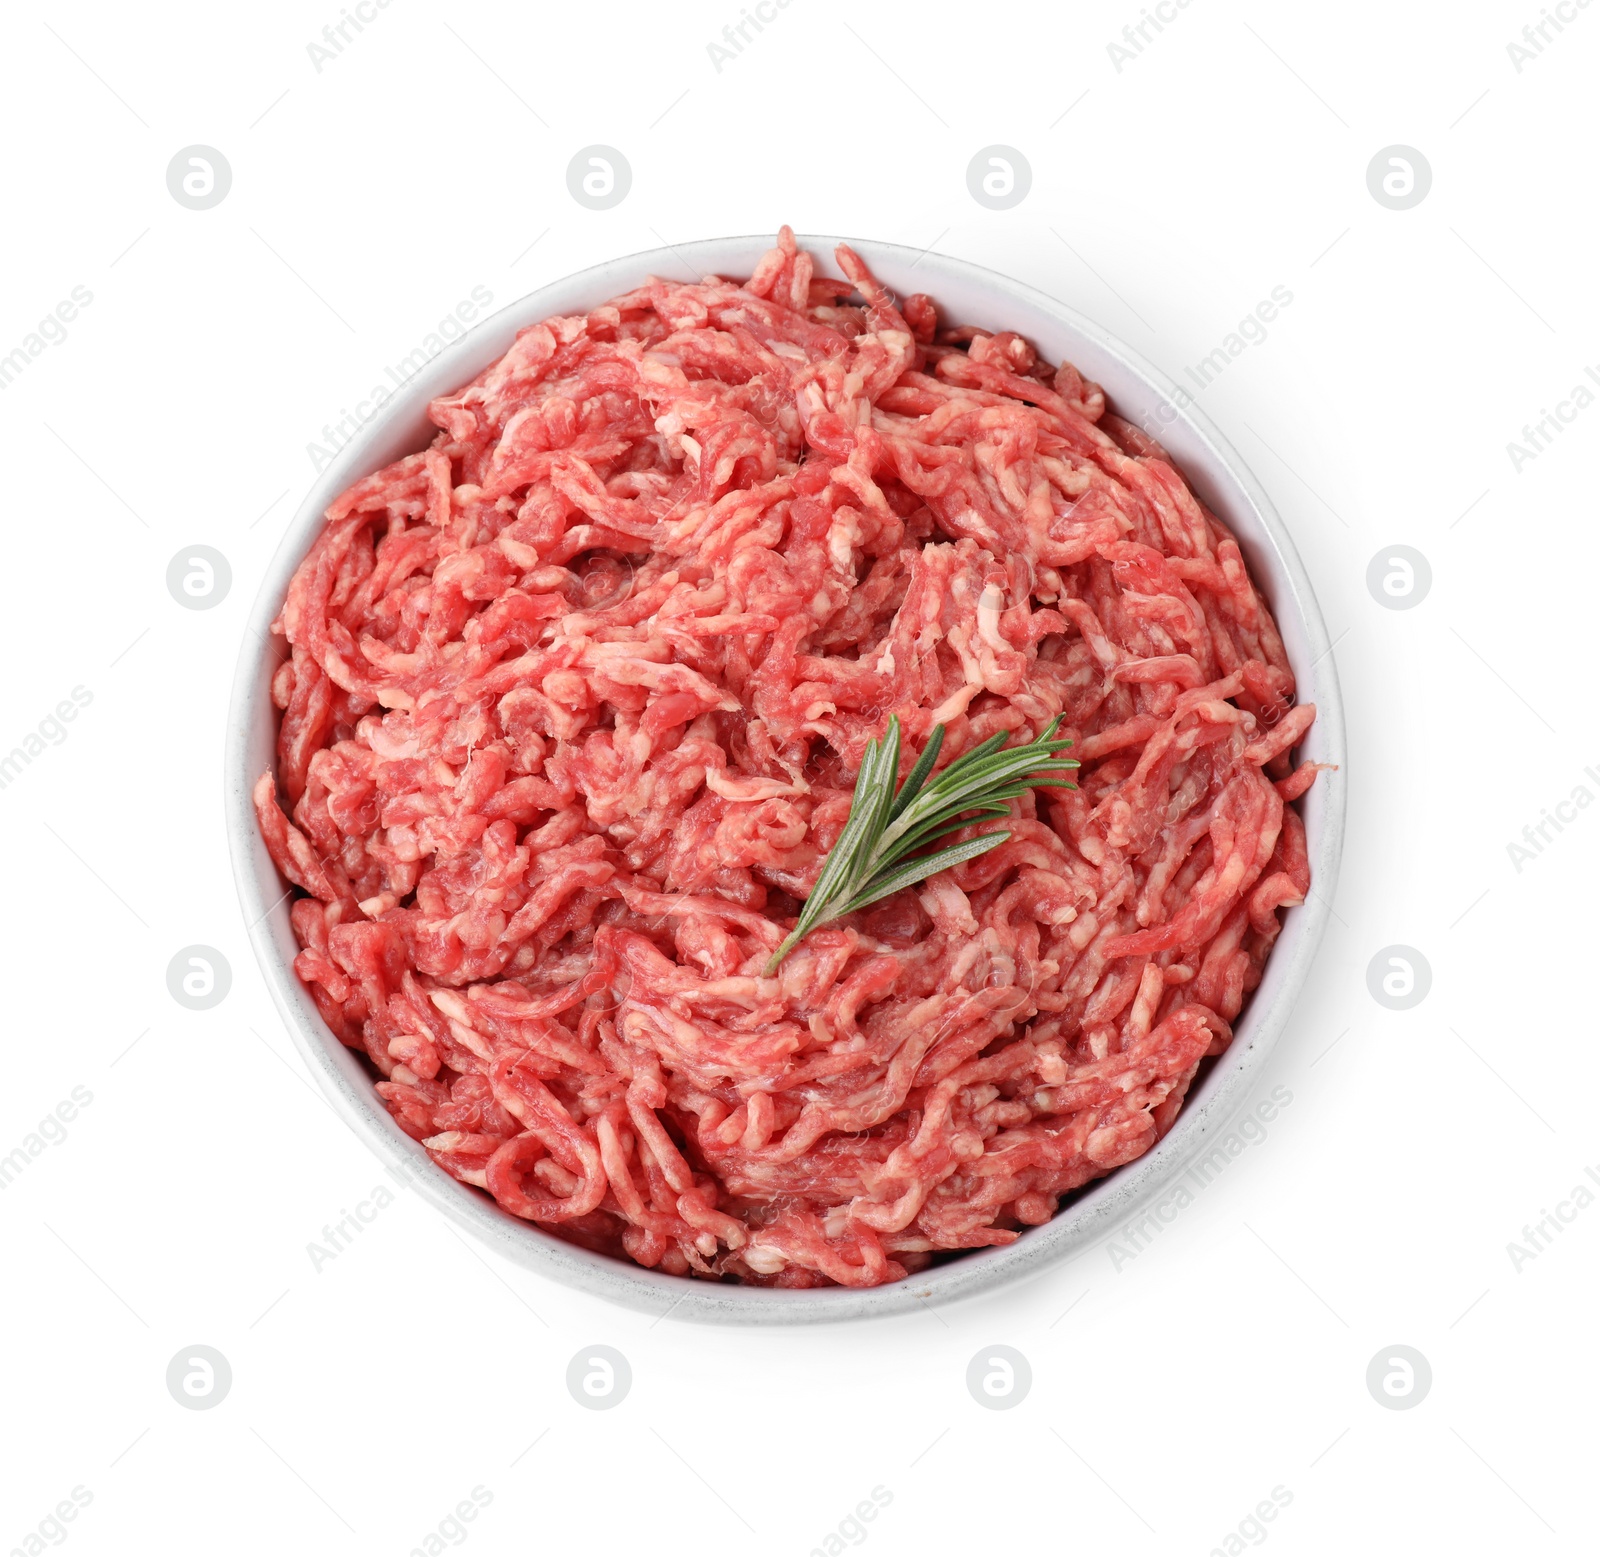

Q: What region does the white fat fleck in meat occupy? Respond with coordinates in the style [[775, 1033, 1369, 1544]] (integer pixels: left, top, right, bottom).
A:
[[977, 582, 1006, 651], [918, 876, 980, 938], [703, 770, 809, 801], [742, 1243, 788, 1274], [926, 681, 982, 725], [827, 511, 861, 570]]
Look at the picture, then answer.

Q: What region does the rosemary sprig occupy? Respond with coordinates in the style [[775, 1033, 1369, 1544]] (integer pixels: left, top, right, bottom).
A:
[[765, 716, 1080, 973]]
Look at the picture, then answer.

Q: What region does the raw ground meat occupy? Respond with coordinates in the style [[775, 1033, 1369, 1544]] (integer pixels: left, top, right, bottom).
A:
[[255, 228, 1321, 1288]]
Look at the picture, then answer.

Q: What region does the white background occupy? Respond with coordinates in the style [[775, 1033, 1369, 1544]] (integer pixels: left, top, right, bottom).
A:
[[1, 1, 1594, 1552]]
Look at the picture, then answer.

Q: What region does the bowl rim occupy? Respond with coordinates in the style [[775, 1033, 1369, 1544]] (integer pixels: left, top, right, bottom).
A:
[[225, 232, 1347, 1325]]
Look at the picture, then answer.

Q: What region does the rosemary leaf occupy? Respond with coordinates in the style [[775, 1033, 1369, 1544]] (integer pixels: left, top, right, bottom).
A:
[[764, 716, 1080, 974]]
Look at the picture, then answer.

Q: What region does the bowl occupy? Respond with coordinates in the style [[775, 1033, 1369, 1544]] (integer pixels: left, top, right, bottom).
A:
[[226, 234, 1347, 1323]]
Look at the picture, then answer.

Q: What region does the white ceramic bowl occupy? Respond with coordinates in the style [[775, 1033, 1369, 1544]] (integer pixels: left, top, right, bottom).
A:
[[226, 235, 1347, 1323]]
